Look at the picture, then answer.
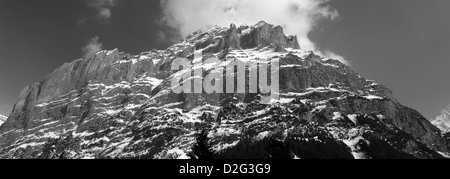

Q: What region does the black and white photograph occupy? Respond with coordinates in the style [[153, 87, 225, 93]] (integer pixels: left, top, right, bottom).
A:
[[0, 0, 449, 164]]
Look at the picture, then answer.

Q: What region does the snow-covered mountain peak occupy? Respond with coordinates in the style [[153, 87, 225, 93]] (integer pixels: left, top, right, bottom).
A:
[[0, 115, 7, 126], [432, 105, 450, 133], [168, 21, 301, 58], [0, 21, 448, 159]]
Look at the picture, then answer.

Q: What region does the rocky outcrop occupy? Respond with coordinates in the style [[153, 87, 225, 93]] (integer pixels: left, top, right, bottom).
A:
[[184, 21, 300, 54], [0, 21, 448, 159], [240, 21, 300, 51]]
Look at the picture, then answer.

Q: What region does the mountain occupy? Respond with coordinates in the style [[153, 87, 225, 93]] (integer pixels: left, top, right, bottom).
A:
[[432, 105, 450, 133], [0, 21, 448, 159], [0, 115, 6, 126]]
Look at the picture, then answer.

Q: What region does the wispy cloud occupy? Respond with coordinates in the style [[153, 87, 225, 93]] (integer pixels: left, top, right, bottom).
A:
[[86, 0, 119, 21], [159, 0, 349, 65], [318, 50, 350, 66], [82, 36, 104, 55]]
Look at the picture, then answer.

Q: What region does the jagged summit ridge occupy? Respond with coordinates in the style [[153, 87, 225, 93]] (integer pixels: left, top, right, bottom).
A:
[[227, 21, 301, 50], [176, 21, 300, 57], [0, 21, 448, 159]]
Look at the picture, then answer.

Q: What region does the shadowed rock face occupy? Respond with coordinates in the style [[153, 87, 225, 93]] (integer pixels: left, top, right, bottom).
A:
[[0, 21, 448, 159]]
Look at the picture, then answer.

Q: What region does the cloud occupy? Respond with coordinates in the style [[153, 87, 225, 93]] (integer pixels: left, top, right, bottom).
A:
[[86, 0, 118, 21], [159, 0, 349, 65], [319, 50, 350, 66], [82, 36, 104, 55]]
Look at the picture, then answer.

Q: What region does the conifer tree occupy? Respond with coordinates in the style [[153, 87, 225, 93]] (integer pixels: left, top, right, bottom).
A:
[[189, 129, 215, 159]]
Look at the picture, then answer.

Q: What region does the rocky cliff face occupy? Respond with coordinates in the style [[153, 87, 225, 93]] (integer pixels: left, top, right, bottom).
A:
[[0, 21, 448, 159]]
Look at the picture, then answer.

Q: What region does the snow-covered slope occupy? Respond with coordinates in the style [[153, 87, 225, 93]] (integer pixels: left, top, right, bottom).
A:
[[432, 105, 450, 133], [0, 115, 7, 126], [0, 21, 448, 159]]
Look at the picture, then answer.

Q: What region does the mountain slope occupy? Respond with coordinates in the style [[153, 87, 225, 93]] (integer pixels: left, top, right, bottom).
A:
[[432, 105, 450, 133], [0, 21, 448, 159], [0, 115, 6, 126]]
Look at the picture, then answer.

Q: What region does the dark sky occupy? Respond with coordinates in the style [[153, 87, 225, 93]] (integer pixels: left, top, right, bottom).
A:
[[0, 0, 449, 119]]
